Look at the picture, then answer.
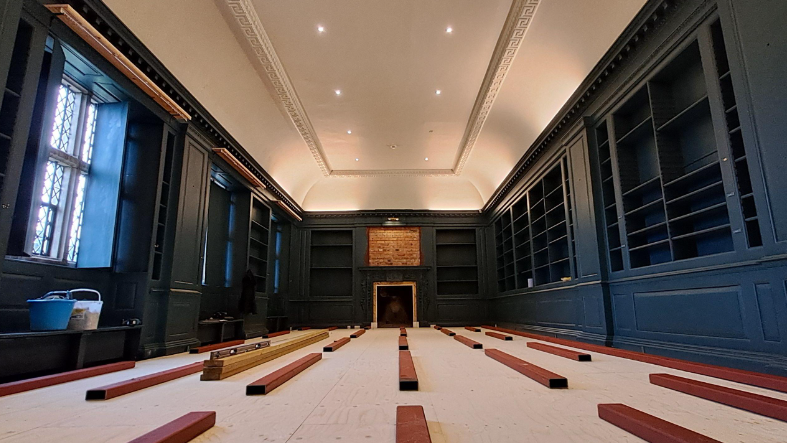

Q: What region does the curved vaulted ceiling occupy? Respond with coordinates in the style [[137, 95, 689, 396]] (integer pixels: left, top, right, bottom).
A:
[[103, 0, 646, 211]]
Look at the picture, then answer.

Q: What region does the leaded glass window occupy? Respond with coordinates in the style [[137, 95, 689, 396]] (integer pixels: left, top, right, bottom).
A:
[[31, 80, 98, 263]]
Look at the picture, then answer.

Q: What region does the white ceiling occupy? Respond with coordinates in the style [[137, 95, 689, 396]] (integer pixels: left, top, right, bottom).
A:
[[103, 0, 646, 211]]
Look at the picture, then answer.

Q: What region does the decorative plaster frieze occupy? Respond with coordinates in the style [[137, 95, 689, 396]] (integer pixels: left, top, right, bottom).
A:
[[220, 0, 331, 175], [453, 0, 541, 174]]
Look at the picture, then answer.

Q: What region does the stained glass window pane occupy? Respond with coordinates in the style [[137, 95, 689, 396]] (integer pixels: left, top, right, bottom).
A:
[[66, 174, 88, 262], [32, 161, 65, 256], [49, 85, 77, 153], [81, 102, 97, 164]]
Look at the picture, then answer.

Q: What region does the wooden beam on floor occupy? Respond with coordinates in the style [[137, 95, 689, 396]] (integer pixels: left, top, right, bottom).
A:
[[127, 411, 216, 443], [299, 327, 311, 331], [399, 336, 409, 351], [650, 373, 787, 422], [433, 325, 441, 330], [396, 405, 432, 443], [0, 361, 135, 398], [485, 349, 567, 389], [399, 350, 418, 391], [400, 327, 407, 337], [527, 342, 591, 361], [323, 337, 351, 352], [86, 362, 203, 400], [440, 328, 456, 337], [246, 353, 322, 395], [482, 325, 787, 393], [350, 329, 366, 338], [485, 331, 512, 341], [327, 326, 338, 331], [189, 340, 245, 354], [201, 330, 329, 380], [263, 330, 290, 339], [454, 335, 483, 349], [465, 327, 481, 332], [598, 403, 721, 443]]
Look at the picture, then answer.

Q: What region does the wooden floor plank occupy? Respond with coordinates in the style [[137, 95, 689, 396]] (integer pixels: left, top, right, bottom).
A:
[[323, 337, 351, 352], [350, 329, 366, 338], [399, 350, 418, 391], [464, 327, 481, 332], [483, 325, 787, 393], [650, 373, 787, 422], [439, 328, 455, 337], [400, 327, 407, 337], [396, 405, 432, 443], [246, 353, 322, 395], [127, 411, 216, 443], [485, 331, 512, 341], [399, 336, 409, 351], [188, 340, 244, 354], [598, 403, 721, 443], [485, 349, 567, 389], [527, 342, 591, 361], [86, 362, 203, 400], [0, 361, 135, 397], [454, 335, 483, 349], [263, 330, 290, 339]]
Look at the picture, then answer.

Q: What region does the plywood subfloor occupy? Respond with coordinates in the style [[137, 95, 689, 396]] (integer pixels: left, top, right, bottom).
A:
[[1, 328, 786, 442]]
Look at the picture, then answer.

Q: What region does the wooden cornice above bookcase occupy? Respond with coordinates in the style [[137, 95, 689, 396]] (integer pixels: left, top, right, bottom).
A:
[[45, 4, 191, 121], [213, 148, 266, 189]]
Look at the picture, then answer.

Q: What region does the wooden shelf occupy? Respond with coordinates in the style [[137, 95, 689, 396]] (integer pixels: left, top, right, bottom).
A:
[[672, 224, 730, 241], [663, 161, 719, 188], [622, 176, 660, 197], [625, 198, 664, 217], [656, 95, 709, 132], [616, 116, 653, 144], [628, 238, 670, 252]]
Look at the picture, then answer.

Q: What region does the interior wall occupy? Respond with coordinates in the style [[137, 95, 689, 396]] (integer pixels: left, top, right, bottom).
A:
[[485, 0, 787, 377]]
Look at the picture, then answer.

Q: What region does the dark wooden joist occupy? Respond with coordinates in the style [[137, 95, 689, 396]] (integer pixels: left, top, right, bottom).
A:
[[454, 335, 483, 349], [262, 330, 290, 339], [86, 362, 203, 400], [399, 336, 409, 351], [485, 349, 567, 389], [440, 329, 456, 337], [189, 340, 245, 354], [323, 337, 351, 352], [350, 329, 366, 338], [396, 405, 432, 443], [399, 350, 418, 391], [482, 325, 787, 393], [465, 327, 481, 332], [485, 331, 513, 341], [128, 411, 216, 443], [650, 373, 787, 422], [246, 353, 322, 395], [527, 342, 591, 361], [0, 361, 135, 397], [598, 403, 721, 443]]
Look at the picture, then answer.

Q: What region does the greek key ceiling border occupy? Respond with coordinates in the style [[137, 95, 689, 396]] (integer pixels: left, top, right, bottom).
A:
[[218, 0, 539, 178], [220, 0, 331, 175], [453, 0, 540, 174]]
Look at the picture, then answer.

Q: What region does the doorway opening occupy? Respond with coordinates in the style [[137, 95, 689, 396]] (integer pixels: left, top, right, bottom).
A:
[[373, 282, 416, 328]]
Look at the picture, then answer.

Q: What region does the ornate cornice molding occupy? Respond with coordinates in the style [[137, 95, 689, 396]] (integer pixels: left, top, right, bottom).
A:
[[330, 169, 455, 178], [305, 210, 481, 219], [484, 0, 680, 213], [453, 0, 540, 174], [220, 0, 331, 175], [217, 0, 541, 179]]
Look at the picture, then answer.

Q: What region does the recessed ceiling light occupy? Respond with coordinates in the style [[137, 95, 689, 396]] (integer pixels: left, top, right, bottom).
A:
[[435, 90, 441, 95], [335, 89, 341, 95], [355, 158, 359, 161], [317, 25, 325, 33], [446, 27, 453, 33], [347, 130, 352, 134], [425, 157, 429, 161]]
